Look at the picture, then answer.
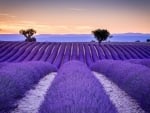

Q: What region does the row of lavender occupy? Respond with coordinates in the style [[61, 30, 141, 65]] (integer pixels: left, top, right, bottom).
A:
[[0, 62, 57, 112], [39, 61, 118, 113], [0, 40, 150, 113], [0, 60, 149, 113], [0, 41, 150, 68], [91, 59, 150, 112], [38, 60, 150, 113], [36, 59, 150, 113]]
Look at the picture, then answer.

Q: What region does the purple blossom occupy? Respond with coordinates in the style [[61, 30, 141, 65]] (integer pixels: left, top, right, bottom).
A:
[[0, 61, 57, 112], [126, 59, 150, 68], [39, 61, 118, 113], [91, 60, 150, 112]]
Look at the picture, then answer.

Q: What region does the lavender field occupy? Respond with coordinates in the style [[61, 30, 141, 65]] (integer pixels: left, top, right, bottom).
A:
[[0, 41, 150, 113]]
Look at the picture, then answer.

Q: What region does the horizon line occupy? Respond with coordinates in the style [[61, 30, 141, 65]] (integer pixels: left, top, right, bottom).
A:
[[0, 32, 150, 35]]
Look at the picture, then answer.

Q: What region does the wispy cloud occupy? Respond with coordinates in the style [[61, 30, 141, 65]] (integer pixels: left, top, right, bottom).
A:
[[54, 25, 68, 29], [69, 8, 86, 11], [0, 13, 16, 18], [0, 13, 16, 23], [76, 26, 93, 30], [0, 23, 94, 34], [20, 21, 37, 24]]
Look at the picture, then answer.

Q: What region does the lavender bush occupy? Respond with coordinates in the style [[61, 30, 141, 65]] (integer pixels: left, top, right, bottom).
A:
[[0, 62, 8, 68], [126, 59, 150, 68], [39, 61, 118, 113], [0, 42, 20, 59], [104, 44, 120, 60], [0, 42, 26, 62], [89, 44, 99, 62], [53, 44, 66, 68], [108, 44, 126, 60], [0, 42, 12, 53], [0, 41, 8, 48], [0, 41, 150, 67], [13, 43, 37, 62], [126, 45, 144, 58], [121, 45, 139, 59], [0, 61, 57, 112], [79, 43, 85, 62], [129, 45, 150, 58], [91, 60, 150, 112], [61, 43, 71, 64], [101, 45, 114, 59], [6, 42, 31, 62], [70, 43, 78, 60], [94, 44, 105, 59], [32, 43, 49, 61], [137, 46, 150, 56], [40, 43, 54, 61], [84, 44, 93, 66], [113, 45, 133, 59], [23, 43, 43, 61], [46, 43, 61, 63]]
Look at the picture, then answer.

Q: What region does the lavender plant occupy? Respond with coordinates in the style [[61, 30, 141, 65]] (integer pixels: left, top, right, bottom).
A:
[[0, 62, 57, 112], [32, 43, 49, 61], [39, 61, 118, 113], [126, 59, 150, 68], [13, 43, 37, 62], [91, 60, 150, 112], [40, 43, 54, 61]]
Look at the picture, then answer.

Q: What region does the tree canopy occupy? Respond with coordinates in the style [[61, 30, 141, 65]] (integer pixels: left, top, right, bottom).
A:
[[19, 29, 36, 42], [146, 39, 150, 42], [92, 29, 110, 43]]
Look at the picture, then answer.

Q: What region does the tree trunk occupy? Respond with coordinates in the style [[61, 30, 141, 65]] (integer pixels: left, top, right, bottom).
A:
[[98, 40, 101, 45]]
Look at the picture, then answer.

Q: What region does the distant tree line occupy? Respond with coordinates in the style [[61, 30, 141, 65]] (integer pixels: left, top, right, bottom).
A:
[[135, 39, 150, 43], [19, 28, 149, 43], [92, 29, 150, 43]]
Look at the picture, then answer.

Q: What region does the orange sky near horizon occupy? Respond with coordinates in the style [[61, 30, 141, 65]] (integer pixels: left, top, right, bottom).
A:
[[0, 0, 150, 34]]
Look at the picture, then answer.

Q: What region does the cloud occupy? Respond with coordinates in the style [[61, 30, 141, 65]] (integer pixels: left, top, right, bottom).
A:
[[75, 26, 94, 30], [0, 13, 16, 18], [54, 25, 68, 29], [0, 13, 16, 23], [69, 8, 85, 11], [20, 21, 37, 24]]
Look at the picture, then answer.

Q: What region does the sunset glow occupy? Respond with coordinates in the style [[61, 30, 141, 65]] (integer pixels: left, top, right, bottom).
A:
[[0, 0, 150, 34]]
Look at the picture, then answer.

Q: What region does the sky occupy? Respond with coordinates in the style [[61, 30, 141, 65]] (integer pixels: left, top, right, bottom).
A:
[[0, 0, 150, 34]]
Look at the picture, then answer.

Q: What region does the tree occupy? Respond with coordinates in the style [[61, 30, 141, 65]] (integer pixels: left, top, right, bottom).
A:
[[92, 29, 110, 44], [90, 40, 95, 42], [135, 40, 140, 42], [109, 35, 113, 38], [146, 39, 150, 42], [19, 28, 36, 42], [108, 35, 113, 42]]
